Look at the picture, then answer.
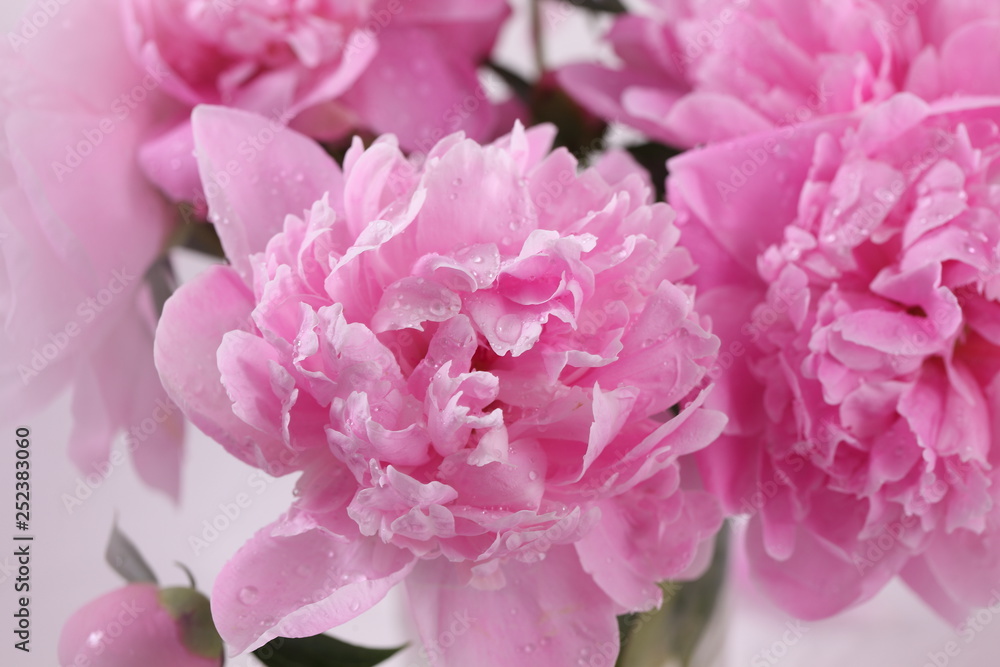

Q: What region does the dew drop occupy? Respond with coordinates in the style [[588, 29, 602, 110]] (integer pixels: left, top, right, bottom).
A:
[[239, 586, 260, 605], [496, 314, 522, 344], [453, 178, 463, 186], [521, 643, 536, 654], [349, 600, 361, 612], [528, 471, 538, 481], [449, 193, 458, 201]]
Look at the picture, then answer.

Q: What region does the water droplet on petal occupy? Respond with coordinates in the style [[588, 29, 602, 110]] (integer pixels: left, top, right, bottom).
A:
[[496, 314, 522, 344], [528, 471, 538, 481], [239, 586, 260, 605]]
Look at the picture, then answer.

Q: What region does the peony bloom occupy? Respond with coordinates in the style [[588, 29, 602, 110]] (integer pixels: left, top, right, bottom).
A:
[[1, 0, 184, 497], [155, 106, 726, 664], [558, 0, 1000, 148], [125, 0, 516, 204], [59, 584, 222, 667], [669, 93, 1000, 622]]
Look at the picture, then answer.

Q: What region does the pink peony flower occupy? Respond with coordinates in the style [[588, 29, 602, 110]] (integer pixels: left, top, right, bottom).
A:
[[125, 0, 516, 204], [558, 0, 1000, 147], [59, 584, 222, 667], [0, 0, 184, 497], [154, 106, 726, 664], [669, 93, 1000, 622]]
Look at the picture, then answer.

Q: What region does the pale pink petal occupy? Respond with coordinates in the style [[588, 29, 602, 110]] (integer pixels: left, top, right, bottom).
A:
[[405, 547, 618, 667]]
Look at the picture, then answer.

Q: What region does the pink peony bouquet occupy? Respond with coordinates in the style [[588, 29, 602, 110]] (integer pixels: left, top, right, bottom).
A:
[[155, 106, 725, 664], [559, 0, 1000, 147], [670, 94, 1000, 621], [125, 0, 517, 204], [5, 0, 999, 665]]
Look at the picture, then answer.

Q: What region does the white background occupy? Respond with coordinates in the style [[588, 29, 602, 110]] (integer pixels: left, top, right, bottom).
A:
[[2, 1, 1000, 666]]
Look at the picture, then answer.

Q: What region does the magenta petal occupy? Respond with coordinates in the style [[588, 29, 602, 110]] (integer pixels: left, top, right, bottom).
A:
[[405, 547, 618, 667], [213, 515, 415, 654], [191, 105, 343, 280]]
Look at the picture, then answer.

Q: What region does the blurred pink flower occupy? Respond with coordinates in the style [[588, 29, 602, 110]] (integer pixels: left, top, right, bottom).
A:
[[126, 0, 517, 204], [59, 584, 221, 667], [559, 0, 1000, 147], [155, 106, 726, 665], [669, 93, 1000, 622], [0, 0, 184, 498]]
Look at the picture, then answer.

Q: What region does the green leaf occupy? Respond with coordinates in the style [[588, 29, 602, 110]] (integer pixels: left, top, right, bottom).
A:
[[253, 634, 406, 667], [105, 522, 158, 585], [158, 587, 224, 661]]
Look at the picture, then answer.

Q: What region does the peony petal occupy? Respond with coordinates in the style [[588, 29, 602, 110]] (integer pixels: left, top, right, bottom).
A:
[[213, 514, 415, 654], [405, 546, 618, 667], [155, 265, 293, 474], [191, 106, 343, 281]]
